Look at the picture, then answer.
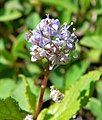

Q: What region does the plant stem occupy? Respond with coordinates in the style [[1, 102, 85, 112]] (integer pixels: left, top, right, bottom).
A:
[[33, 63, 50, 120]]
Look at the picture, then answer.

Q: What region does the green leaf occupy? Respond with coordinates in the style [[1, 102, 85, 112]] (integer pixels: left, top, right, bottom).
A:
[[49, 70, 64, 89], [65, 60, 90, 90], [11, 76, 46, 113], [76, 22, 90, 36], [96, 81, 102, 103], [0, 97, 27, 120], [0, 79, 16, 98], [19, 75, 37, 114], [12, 32, 27, 60], [79, 0, 90, 13], [12, 33, 26, 53], [0, 38, 5, 50], [86, 98, 102, 120], [0, 9, 22, 21], [37, 109, 48, 120], [60, 11, 71, 23], [87, 49, 101, 63], [11, 80, 30, 113], [80, 36, 102, 52], [39, 70, 101, 120], [5, 0, 23, 11], [27, 63, 41, 75], [2, 49, 15, 62], [26, 13, 41, 29], [92, 9, 102, 15], [40, 0, 77, 12]]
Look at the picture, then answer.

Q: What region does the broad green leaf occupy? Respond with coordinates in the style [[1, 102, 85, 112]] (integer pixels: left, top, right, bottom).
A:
[[60, 11, 71, 23], [79, 0, 90, 13], [40, 0, 77, 12], [12, 33, 26, 53], [96, 81, 102, 103], [0, 97, 27, 120], [0, 66, 16, 79], [12, 32, 27, 60], [92, 9, 102, 15], [76, 22, 90, 36], [27, 63, 41, 74], [80, 36, 102, 52], [39, 70, 101, 120], [0, 9, 22, 21], [0, 63, 10, 72], [2, 49, 15, 62], [0, 38, 5, 50], [0, 79, 16, 98], [37, 109, 48, 120], [26, 13, 41, 29], [49, 70, 64, 89], [5, 0, 23, 11], [95, 16, 102, 35], [87, 49, 101, 63], [11, 80, 30, 113], [65, 60, 90, 90], [19, 75, 37, 114], [86, 98, 102, 120], [12, 76, 49, 112]]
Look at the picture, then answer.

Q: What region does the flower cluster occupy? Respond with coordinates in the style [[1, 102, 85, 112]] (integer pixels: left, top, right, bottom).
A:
[[25, 15, 78, 70], [50, 86, 64, 102]]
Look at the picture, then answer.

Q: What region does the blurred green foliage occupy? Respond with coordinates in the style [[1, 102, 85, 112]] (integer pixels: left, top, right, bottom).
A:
[[0, 0, 102, 120]]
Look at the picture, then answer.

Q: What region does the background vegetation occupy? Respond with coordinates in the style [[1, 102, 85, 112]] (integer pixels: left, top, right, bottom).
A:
[[0, 0, 102, 120]]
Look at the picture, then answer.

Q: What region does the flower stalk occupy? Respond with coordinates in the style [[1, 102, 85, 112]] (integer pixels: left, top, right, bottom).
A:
[[33, 62, 50, 120]]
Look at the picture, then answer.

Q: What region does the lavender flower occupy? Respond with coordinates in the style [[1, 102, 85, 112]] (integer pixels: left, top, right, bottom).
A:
[[25, 15, 78, 70]]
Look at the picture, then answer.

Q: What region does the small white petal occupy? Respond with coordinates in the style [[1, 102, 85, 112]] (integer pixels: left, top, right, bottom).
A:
[[52, 24, 58, 30], [49, 65, 54, 70], [60, 57, 64, 61], [24, 114, 33, 120], [50, 86, 55, 91], [44, 44, 51, 49], [53, 47, 56, 53], [31, 56, 37, 62], [30, 52, 36, 56]]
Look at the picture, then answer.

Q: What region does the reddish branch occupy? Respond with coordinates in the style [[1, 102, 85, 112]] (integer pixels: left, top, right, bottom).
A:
[[33, 63, 50, 120]]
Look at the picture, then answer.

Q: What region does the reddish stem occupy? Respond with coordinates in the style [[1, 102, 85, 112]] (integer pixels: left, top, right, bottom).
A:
[[33, 63, 50, 120]]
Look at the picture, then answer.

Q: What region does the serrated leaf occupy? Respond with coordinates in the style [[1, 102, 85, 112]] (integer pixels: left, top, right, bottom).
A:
[[80, 36, 102, 52], [19, 75, 37, 114], [11, 80, 30, 113], [0, 97, 27, 120], [40, 70, 101, 120], [65, 60, 90, 90]]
